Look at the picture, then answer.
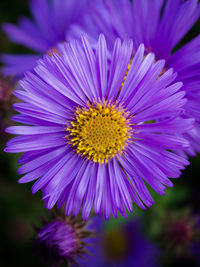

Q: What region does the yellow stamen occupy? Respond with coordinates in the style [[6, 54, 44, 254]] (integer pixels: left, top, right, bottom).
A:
[[158, 67, 166, 77], [120, 55, 166, 92], [120, 59, 132, 90], [66, 101, 130, 163], [47, 48, 61, 57]]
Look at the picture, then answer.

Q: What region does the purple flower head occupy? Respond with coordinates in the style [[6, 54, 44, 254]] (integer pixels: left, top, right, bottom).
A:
[[5, 35, 193, 220], [36, 215, 96, 266], [78, 219, 159, 267], [162, 211, 200, 256], [1, 0, 88, 77], [84, 0, 200, 156]]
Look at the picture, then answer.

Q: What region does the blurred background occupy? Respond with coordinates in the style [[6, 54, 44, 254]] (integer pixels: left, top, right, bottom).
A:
[[1, 1, 200, 266]]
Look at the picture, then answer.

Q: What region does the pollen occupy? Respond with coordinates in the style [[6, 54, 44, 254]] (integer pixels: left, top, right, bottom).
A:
[[47, 48, 61, 57], [120, 59, 132, 90], [66, 101, 130, 163]]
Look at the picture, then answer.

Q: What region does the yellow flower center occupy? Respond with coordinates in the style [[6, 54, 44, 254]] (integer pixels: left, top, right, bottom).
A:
[[103, 229, 128, 262], [66, 101, 130, 163]]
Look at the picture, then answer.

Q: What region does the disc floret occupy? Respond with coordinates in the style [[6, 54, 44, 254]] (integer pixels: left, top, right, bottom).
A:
[[66, 101, 131, 163]]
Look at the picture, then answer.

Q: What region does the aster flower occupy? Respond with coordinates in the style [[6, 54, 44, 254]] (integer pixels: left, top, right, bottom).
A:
[[35, 214, 97, 266], [5, 35, 193, 219], [1, 0, 88, 77], [83, 0, 200, 156], [78, 219, 159, 267], [161, 211, 200, 256]]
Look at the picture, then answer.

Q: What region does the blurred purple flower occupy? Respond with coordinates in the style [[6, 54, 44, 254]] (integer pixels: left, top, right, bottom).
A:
[[162, 211, 200, 256], [5, 35, 192, 219], [84, 0, 200, 157], [36, 215, 97, 266], [1, 0, 88, 77], [78, 219, 159, 267]]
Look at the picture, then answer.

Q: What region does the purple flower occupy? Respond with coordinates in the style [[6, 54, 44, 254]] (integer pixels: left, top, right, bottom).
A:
[[5, 35, 193, 219], [78, 219, 159, 267], [162, 211, 200, 256], [36, 215, 97, 266], [84, 0, 200, 156], [1, 0, 88, 77]]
